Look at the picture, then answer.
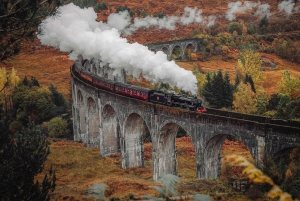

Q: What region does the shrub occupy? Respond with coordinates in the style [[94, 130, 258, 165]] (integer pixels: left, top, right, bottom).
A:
[[154, 12, 166, 18], [41, 121, 49, 136], [94, 2, 108, 12], [9, 120, 23, 133], [228, 22, 240, 34], [263, 45, 275, 53], [48, 117, 69, 138], [266, 34, 274, 42], [115, 6, 134, 16]]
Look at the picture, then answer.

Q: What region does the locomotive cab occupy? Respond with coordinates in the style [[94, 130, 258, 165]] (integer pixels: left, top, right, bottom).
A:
[[165, 92, 174, 106], [149, 91, 168, 104]]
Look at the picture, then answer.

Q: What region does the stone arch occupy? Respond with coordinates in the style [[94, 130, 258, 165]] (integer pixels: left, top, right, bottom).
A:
[[203, 134, 254, 178], [92, 64, 97, 74], [101, 104, 120, 157], [87, 97, 96, 112], [122, 113, 149, 168], [272, 146, 300, 163], [76, 89, 86, 141], [98, 66, 104, 77], [77, 90, 83, 106], [171, 45, 183, 60], [161, 46, 169, 55], [184, 43, 195, 61], [270, 142, 300, 157], [275, 146, 293, 155], [83, 60, 91, 71], [204, 134, 227, 178], [155, 123, 180, 178], [87, 97, 100, 147], [160, 118, 190, 135]]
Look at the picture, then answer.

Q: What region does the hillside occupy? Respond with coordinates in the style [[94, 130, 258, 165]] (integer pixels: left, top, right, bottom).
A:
[[1, 39, 299, 98], [1, 1, 300, 200], [36, 137, 253, 200], [1, 0, 299, 97]]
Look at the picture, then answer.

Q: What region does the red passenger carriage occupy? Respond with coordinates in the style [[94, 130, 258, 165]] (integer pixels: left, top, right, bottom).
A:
[[115, 82, 150, 100]]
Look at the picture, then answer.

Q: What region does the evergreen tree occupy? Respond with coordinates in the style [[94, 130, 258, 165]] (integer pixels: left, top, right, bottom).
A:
[[22, 76, 29, 86], [292, 96, 300, 119], [0, 0, 63, 60], [234, 74, 241, 92], [0, 114, 56, 200], [49, 83, 67, 107], [202, 73, 214, 106], [49, 83, 68, 116], [259, 15, 269, 28], [256, 90, 267, 115], [31, 76, 40, 87], [267, 93, 281, 111], [22, 76, 40, 87], [202, 70, 233, 109], [223, 71, 233, 108], [244, 74, 256, 93], [276, 94, 293, 120], [211, 70, 224, 108]]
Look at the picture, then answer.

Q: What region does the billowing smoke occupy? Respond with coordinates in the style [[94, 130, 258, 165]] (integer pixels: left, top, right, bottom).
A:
[[180, 7, 204, 25], [278, 0, 295, 15], [206, 15, 217, 27], [106, 7, 215, 35], [254, 3, 271, 16], [226, 1, 271, 21], [38, 3, 198, 94]]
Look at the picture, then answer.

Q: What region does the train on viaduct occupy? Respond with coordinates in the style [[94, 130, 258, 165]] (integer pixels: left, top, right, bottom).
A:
[[71, 39, 300, 181]]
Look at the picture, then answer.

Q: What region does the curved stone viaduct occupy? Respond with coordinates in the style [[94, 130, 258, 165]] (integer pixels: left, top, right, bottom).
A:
[[72, 39, 300, 181]]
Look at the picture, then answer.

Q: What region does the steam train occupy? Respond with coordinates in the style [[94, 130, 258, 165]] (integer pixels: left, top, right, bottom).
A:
[[71, 61, 207, 113]]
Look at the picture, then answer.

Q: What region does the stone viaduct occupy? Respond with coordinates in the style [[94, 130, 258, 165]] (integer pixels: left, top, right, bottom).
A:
[[145, 38, 203, 60], [71, 58, 300, 181]]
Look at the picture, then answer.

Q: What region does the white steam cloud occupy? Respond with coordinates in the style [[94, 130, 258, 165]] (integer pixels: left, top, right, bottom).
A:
[[278, 0, 295, 15], [226, 1, 271, 21], [206, 15, 217, 27], [105, 7, 216, 35], [38, 3, 198, 94]]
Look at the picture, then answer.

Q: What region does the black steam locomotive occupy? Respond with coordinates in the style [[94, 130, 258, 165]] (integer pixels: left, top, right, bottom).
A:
[[72, 61, 206, 113]]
